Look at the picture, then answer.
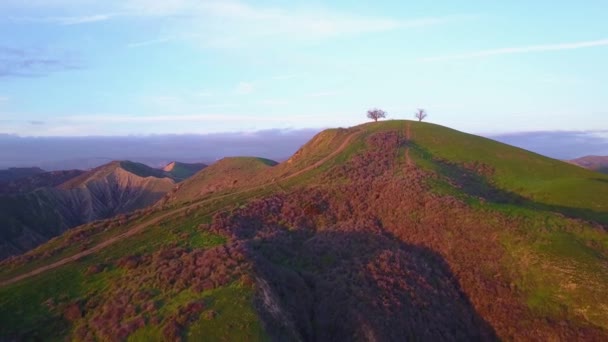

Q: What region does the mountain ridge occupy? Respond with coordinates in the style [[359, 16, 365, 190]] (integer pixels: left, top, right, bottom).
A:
[[0, 160, 204, 259]]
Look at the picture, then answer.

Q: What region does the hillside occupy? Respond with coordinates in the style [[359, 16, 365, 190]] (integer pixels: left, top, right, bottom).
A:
[[163, 161, 208, 181], [0, 161, 180, 260], [165, 157, 276, 203], [1, 120, 608, 341], [0, 167, 45, 183], [0, 169, 84, 195], [570, 155, 608, 174]]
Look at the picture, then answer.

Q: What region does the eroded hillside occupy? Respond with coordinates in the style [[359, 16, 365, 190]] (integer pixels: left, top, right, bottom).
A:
[[0, 161, 203, 259]]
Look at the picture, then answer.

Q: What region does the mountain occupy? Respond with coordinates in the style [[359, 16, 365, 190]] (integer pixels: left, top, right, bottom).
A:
[[164, 157, 276, 203], [0, 161, 198, 260], [569, 155, 608, 174], [162, 161, 208, 181], [1, 121, 608, 341], [0, 169, 84, 195], [0, 167, 45, 182]]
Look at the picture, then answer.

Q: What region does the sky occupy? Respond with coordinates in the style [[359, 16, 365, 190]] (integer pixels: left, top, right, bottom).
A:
[[0, 1, 607, 141]]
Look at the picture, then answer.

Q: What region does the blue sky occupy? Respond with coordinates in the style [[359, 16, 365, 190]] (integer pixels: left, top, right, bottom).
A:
[[0, 0, 607, 136]]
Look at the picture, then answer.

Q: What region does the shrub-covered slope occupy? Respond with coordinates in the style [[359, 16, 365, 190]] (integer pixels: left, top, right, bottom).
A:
[[1, 120, 607, 341]]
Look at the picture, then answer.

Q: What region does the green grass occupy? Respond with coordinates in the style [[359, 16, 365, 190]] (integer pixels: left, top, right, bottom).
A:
[[126, 284, 266, 342], [497, 205, 608, 329], [0, 264, 83, 339], [407, 121, 608, 221], [186, 285, 267, 341], [128, 325, 164, 342]]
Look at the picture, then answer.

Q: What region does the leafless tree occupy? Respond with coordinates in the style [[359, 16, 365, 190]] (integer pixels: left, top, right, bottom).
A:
[[367, 108, 387, 122], [415, 108, 427, 122]]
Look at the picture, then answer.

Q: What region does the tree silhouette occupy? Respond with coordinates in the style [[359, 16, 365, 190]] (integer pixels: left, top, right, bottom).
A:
[[367, 108, 387, 122], [415, 109, 427, 122]]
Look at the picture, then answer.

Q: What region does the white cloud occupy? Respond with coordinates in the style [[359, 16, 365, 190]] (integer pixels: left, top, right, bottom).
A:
[[9, 13, 118, 25], [272, 74, 301, 80], [63, 113, 330, 124], [194, 91, 213, 98], [235, 82, 254, 95], [305, 91, 340, 98], [5, 1, 449, 47], [169, 1, 446, 48], [140, 95, 182, 106], [127, 37, 175, 48], [258, 99, 288, 106], [59, 14, 115, 25], [422, 38, 608, 61]]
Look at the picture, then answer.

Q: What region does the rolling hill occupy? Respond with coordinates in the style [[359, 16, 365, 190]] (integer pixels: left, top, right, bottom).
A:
[[0, 161, 204, 260], [570, 155, 608, 174], [1, 121, 607, 341], [162, 161, 208, 181]]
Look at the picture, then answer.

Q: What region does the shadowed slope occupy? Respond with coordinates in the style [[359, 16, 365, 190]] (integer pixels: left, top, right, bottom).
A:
[[0, 167, 45, 183], [0, 169, 84, 195]]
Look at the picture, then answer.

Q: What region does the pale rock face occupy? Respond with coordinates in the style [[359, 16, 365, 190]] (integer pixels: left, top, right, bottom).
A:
[[163, 162, 177, 172]]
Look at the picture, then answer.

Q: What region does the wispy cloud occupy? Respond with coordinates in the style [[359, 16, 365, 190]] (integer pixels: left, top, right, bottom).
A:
[[257, 99, 288, 106], [4, 1, 454, 49], [305, 91, 341, 98], [64, 113, 329, 124], [193, 91, 213, 98], [0, 46, 80, 77], [60, 14, 115, 25], [272, 74, 301, 80], [10, 13, 117, 25], [122, 1, 451, 48], [127, 37, 175, 48], [422, 38, 608, 61], [235, 82, 254, 95]]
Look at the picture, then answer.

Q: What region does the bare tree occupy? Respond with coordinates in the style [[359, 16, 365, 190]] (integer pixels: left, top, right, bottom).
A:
[[415, 108, 427, 122], [367, 108, 387, 122]]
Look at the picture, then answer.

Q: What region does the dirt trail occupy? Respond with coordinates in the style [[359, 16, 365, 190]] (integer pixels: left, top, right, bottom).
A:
[[405, 122, 413, 166], [280, 129, 362, 179], [0, 129, 363, 287]]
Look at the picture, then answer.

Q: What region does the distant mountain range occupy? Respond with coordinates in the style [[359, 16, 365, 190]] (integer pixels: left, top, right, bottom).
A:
[[0, 161, 205, 259], [0, 167, 45, 183], [569, 155, 608, 174]]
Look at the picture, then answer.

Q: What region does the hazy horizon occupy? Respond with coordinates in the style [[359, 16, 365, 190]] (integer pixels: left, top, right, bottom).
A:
[[1, 126, 606, 170]]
